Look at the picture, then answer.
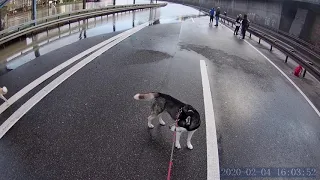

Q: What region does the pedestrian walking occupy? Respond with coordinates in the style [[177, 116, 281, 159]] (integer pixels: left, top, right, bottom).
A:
[[209, 7, 215, 24], [234, 14, 242, 35], [215, 7, 221, 26], [241, 14, 250, 39]]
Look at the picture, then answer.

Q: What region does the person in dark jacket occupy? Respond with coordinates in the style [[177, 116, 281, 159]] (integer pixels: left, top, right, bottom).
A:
[[241, 14, 250, 39], [209, 8, 215, 24], [215, 7, 220, 26], [234, 14, 242, 35]]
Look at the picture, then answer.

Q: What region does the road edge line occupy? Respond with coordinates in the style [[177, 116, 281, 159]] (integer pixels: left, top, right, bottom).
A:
[[220, 23, 320, 117], [243, 40, 320, 117]]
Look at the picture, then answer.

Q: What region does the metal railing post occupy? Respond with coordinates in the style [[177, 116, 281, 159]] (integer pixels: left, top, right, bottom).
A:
[[302, 69, 307, 77]]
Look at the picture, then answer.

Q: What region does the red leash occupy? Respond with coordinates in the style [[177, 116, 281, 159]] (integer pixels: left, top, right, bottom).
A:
[[166, 130, 176, 180], [166, 108, 182, 180]]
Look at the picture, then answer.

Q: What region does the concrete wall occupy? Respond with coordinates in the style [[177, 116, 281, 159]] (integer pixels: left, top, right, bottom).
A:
[[293, 0, 320, 5], [310, 14, 320, 48], [279, 0, 320, 46], [170, 0, 283, 29], [0, 6, 7, 30], [167, 0, 320, 47]]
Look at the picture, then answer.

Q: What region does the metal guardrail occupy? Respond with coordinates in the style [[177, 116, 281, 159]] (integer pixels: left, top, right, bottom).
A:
[[252, 22, 320, 55], [0, 4, 151, 37], [0, 3, 166, 46], [187, 4, 320, 58], [0, 4, 124, 37], [165, 3, 320, 81], [0, 0, 9, 8], [250, 22, 320, 67], [219, 14, 320, 81]]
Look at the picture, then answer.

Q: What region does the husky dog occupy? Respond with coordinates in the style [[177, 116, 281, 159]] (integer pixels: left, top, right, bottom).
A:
[[134, 92, 200, 150], [0, 86, 8, 102]]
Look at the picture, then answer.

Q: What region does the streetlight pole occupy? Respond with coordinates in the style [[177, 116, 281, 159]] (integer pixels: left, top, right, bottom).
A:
[[32, 0, 37, 24], [83, 0, 86, 9], [47, 0, 49, 16]]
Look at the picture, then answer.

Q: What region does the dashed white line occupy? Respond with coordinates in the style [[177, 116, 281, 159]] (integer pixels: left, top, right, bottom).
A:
[[0, 23, 149, 139], [200, 60, 220, 180], [220, 23, 320, 117], [191, 18, 195, 23]]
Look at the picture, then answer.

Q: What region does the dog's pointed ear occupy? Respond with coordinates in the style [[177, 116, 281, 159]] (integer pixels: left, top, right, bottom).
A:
[[183, 105, 193, 112], [182, 105, 194, 113], [182, 105, 189, 112]]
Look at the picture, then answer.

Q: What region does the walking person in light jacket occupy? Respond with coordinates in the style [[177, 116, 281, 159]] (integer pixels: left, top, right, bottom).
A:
[[234, 14, 242, 35]]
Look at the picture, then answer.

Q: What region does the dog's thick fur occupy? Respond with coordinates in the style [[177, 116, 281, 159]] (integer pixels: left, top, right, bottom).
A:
[[0, 86, 8, 102], [134, 92, 200, 149]]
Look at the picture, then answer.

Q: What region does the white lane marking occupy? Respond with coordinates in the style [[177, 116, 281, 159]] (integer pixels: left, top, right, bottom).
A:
[[191, 18, 195, 23], [200, 60, 220, 180], [220, 23, 320, 117], [0, 27, 137, 115], [244, 40, 320, 117], [0, 23, 148, 139]]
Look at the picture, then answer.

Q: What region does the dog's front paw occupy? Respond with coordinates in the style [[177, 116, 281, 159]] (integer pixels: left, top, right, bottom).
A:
[[148, 124, 154, 129], [187, 143, 193, 150], [169, 124, 175, 131], [159, 119, 166, 126], [175, 143, 181, 149]]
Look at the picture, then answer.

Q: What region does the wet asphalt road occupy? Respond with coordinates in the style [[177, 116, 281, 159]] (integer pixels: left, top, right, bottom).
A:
[[0, 2, 202, 70], [0, 5, 320, 180], [0, 22, 207, 180], [181, 18, 320, 178]]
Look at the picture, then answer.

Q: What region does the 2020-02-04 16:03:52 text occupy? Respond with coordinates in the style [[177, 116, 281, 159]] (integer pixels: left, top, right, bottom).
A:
[[220, 167, 317, 178]]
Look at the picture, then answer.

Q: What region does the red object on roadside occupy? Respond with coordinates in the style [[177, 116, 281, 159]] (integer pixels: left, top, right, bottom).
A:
[[294, 65, 303, 77]]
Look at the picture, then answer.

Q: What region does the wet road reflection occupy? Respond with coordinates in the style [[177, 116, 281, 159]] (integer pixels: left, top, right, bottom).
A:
[[132, 10, 136, 27], [32, 35, 40, 58], [0, 2, 203, 75], [79, 20, 87, 39], [113, 14, 116, 32], [5, 0, 150, 28]]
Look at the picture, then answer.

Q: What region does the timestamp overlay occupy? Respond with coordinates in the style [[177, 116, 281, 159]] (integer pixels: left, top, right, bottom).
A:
[[220, 167, 317, 178]]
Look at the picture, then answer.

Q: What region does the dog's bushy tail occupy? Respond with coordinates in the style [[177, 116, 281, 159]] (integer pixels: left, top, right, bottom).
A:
[[1, 87, 8, 95], [134, 92, 158, 101]]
